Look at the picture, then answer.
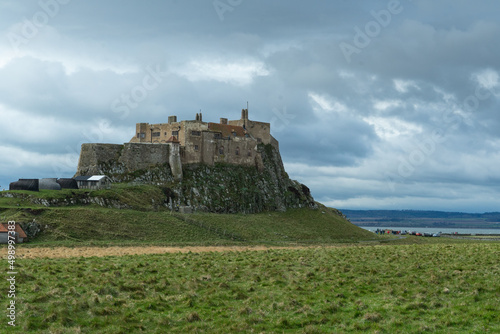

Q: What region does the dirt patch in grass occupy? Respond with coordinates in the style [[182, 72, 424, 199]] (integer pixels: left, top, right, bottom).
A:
[[16, 245, 325, 258]]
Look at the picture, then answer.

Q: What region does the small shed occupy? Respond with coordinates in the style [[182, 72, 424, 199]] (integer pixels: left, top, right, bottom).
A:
[[0, 223, 28, 244], [9, 179, 39, 191], [74, 175, 112, 190], [39, 178, 62, 190], [57, 178, 79, 189]]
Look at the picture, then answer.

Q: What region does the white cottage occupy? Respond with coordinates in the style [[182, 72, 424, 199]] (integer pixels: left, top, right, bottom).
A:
[[0, 223, 28, 244], [74, 175, 112, 190]]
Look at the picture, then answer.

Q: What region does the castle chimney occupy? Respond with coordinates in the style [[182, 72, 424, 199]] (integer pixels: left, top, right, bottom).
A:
[[199, 112, 202, 122], [196, 113, 199, 121], [168, 116, 177, 124], [220, 118, 228, 125], [245, 108, 249, 120]]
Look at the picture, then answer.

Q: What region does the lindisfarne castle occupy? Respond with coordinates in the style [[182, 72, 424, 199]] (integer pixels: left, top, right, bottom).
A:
[[76, 109, 279, 182], [73, 106, 315, 213]]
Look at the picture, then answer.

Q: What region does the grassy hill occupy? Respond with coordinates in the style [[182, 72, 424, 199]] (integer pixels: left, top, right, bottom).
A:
[[0, 184, 375, 246]]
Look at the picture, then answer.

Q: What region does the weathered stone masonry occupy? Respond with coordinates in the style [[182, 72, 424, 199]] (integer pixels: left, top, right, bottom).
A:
[[76, 142, 177, 179]]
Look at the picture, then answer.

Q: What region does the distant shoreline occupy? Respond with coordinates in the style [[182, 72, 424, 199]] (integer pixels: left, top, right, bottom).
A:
[[353, 223, 500, 229], [357, 225, 500, 236], [342, 209, 500, 230]]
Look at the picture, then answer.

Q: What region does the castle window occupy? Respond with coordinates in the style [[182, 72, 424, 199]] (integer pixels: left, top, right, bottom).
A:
[[172, 131, 179, 136], [235, 147, 240, 156], [219, 146, 224, 155], [152, 132, 161, 137], [137, 133, 140, 138], [194, 145, 199, 151], [232, 132, 237, 137], [164, 132, 167, 136], [214, 133, 222, 139], [191, 131, 201, 136]]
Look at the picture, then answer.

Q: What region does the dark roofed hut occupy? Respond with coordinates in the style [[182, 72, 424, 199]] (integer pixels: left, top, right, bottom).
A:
[[9, 179, 39, 191], [57, 178, 79, 189], [39, 178, 62, 190]]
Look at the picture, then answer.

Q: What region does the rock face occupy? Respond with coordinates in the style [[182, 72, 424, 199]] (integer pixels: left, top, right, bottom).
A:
[[171, 145, 316, 213], [75, 143, 316, 213]]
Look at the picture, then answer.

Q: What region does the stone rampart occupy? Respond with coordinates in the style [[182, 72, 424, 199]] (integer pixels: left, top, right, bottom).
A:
[[75, 143, 173, 180]]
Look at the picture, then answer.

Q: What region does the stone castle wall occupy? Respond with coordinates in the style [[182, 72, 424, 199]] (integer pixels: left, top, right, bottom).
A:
[[76, 143, 174, 178], [76, 140, 265, 180]]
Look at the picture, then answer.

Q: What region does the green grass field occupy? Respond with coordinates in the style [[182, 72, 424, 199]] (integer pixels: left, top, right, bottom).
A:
[[1, 185, 499, 332], [2, 243, 499, 333]]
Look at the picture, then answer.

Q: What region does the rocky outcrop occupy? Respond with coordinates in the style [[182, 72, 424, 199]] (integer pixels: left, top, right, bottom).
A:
[[168, 155, 315, 213], [1, 191, 132, 209], [72, 143, 316, 213]]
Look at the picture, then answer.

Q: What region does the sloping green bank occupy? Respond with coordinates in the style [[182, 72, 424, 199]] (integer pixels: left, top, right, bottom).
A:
[[1, 204, 374, 246], [0, 181, 374, 246]]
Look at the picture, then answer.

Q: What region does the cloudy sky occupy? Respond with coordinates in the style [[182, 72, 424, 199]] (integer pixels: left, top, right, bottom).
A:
[[1, 0, 499, 213]]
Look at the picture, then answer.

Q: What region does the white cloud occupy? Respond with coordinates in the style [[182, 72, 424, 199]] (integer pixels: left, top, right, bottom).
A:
[[393, 79, 420, 93], [0, 144, 78, 181], [363, 116, 422, 139], [473, 68, 499, 90], [172, 59, 270, 86], [259, 40, 302, 57], [308, 92, 347, 114], [372, 99, 403, 111], [0, 104, 78, 144], [338, 70, 355, 78], [0, 104, 130, 147], [2, 25, 139, 75]]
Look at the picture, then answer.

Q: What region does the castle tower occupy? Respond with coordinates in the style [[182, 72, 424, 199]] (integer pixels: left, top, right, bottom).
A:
[[241, 108, 248, 120]]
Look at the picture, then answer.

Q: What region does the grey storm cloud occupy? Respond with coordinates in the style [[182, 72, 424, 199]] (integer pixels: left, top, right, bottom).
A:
[[0, 0, 499, 212]]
